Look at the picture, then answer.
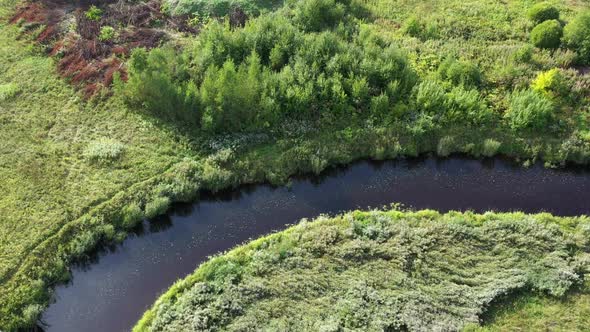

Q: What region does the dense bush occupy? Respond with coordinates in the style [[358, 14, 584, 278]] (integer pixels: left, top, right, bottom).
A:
[[121, 203, 144, 229], [126, 11, 418, 132], [124, 48, 200, 124], [505, 89, 554, 131], [413, 79, 446, 115], [482, 138, 501, 157], [444, 86, 491, 125], [563, 10, 590, 64], [292, 0, 345, 32], [527, 3, 559, 24], [530, 19, 563, 49], [401, 16, 439, 40], [144, 196, 171, 219], [513, 44, 534, 63], [0, 82, 20, 101], [164, 0, 283, 17]]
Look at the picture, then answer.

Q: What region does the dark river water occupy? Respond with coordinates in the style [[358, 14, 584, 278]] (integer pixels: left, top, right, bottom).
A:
[[40, 156, 590, 332]]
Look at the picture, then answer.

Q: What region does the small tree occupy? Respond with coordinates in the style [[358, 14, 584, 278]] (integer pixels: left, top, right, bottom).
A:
[[530, 19, 563, 49]]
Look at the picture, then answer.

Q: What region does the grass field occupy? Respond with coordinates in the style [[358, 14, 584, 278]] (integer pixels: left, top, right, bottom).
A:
[[0, 0, 590, 330]]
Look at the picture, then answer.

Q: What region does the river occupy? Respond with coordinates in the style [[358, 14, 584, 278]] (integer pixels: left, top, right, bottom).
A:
[[41, 156, 590, 332]]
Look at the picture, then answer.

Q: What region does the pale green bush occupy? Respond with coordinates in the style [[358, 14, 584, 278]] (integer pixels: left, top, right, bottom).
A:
[[437, 136, 456, 157], [482, 138, 501, 157], [84, 139, 125, 163], [145, 196, 171, 219], [0, 83, 20, 101], [122, 203, 144, 229]]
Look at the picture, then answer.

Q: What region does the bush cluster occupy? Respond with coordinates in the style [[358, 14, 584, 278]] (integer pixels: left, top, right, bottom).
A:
[[125, 4, 418, 133], [437, 58, 482, 88]]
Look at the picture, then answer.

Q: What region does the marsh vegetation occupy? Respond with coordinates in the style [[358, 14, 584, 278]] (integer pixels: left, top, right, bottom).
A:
[[0, 0, 590, 330]]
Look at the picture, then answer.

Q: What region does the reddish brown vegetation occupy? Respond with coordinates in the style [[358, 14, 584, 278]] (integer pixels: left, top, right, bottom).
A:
[[10, 1, 64, 42], [9, 0, 191, 97]]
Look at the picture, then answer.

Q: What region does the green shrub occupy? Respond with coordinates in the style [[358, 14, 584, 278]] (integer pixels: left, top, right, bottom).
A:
[[85, 5, 103, 21], [145, 196, 171, 219], [413, 79, 446, 115], [527, 3, 559, 24], [0, 83, 20, 101], [22, 304, 44, 327], [70, 231, 100, 258], [530, 19, 563, 49], [505, 89, 554, 131], [437, 136, 456, 157], [125, 47, 200, 123], [292, 0, 345, 32], [200, 52, 266, 132], [126, 11, 417, 133], [83, 139, 125, 163], [121, 203, 144, 229], [438, 58, 482, 88], [370, 93, 389, 115], [563, 10, 590, 64], [482, 138, 501, 157], [99, 26, 116, 42], [445, 86, 491, 125], [513, 44, 534, 63], [401, 16, 438, 40]]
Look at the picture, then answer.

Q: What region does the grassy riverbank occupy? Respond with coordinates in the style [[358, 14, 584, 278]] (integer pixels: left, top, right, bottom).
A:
[[0, 0, 590, 330], [134, 209, 590, 331]]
